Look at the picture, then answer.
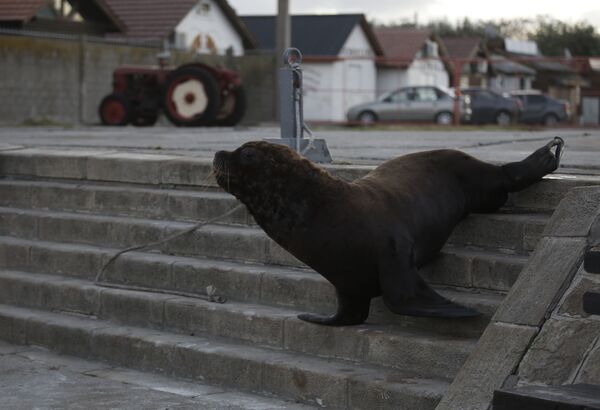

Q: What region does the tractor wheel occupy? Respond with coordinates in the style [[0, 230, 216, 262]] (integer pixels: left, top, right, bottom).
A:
[[215, 86, 247, 126], [163, 66, 220, 127], [99, 94, 130, 126], [132, 114, 158, 127]]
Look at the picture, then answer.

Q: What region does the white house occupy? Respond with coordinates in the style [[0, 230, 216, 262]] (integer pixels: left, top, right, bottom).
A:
[[103, 0, 257, 55], [242, 14, 384, 122], [375, 29, 449, 95]]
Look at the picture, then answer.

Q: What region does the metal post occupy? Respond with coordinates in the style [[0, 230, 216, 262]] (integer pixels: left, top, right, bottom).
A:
[[453, 59, 462, 126], [264, 47, 332, 163]]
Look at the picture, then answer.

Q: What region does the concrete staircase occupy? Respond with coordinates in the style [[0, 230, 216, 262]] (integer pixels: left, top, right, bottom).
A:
[[0, 149, 594, 409]]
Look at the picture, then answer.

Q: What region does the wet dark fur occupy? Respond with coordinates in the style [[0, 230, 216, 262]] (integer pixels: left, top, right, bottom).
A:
[[213, 139, 563, 326]]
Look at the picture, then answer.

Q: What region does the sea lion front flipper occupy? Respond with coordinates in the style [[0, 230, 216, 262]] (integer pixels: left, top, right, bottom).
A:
[[297, 290, 370, 326], [379, 247, 481, 318]]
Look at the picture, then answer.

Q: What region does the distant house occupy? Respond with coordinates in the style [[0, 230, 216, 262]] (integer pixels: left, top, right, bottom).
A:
[[440, 37, 488, 87], [102, 0, 257, 55], [375, 28, 449, 95], [0, 0, 124, 35], [242, 14, 384, 122]]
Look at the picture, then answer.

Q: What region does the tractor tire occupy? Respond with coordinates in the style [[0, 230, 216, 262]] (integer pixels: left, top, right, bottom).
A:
[[215, 86, 247, 126], [163, 66, 220, 127], [99, 94, 131, 126]]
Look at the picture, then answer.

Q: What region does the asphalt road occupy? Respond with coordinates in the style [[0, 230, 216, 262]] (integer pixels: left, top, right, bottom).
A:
[[0, 125, 599, 172]]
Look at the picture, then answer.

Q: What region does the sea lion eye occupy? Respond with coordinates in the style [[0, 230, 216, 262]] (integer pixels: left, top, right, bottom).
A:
[[239, 147, 259, 166]]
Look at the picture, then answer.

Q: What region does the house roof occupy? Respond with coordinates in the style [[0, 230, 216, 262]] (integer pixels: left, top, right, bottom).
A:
[[102, 0, 257, 48], [0, 0, 47, 22], [0, 0, 126, 32], [375, 28, 432, 67], [241, 14, 383, 58], [441, 37, 481, 60], [490, 55, 536, 75]]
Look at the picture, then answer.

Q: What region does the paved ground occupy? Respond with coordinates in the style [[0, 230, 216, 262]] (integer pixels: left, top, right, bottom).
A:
[[0, 125, 599, 173], [0, 341, 308, 410]]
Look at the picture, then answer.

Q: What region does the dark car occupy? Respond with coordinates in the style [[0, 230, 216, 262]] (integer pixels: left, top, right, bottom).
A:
[[461, 88, 520, 125], [509, 90, 570, 126]]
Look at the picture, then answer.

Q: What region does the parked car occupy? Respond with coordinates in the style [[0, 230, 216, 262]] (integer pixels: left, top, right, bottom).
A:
[[461, 88, 520, 125], [509, 90, 570, 126], [347, 86, 471, 125]]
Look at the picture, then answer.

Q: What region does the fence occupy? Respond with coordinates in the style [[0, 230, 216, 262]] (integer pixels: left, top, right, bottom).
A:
[[0, 29, 277, 125]]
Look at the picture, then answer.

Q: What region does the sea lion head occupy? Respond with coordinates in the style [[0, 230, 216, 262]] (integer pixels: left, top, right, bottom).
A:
[[212, 141, 336, 234]]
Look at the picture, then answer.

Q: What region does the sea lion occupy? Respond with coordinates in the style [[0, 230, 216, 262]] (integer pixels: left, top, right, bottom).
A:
[[212, 137, 564, 326]]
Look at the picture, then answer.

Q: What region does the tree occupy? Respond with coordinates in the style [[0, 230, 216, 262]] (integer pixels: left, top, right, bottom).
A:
[[531, 17, 600, 56]]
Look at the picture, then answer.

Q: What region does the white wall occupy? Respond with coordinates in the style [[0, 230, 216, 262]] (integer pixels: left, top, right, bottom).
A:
[[303, 24, 377, 122], [489, 75, 533, 93], [175, 0, 245, 56], [376, 59, 449, 95]]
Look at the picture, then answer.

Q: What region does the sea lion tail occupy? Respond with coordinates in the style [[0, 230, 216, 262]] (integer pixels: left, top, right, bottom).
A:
[[501, 137, 564, 192]]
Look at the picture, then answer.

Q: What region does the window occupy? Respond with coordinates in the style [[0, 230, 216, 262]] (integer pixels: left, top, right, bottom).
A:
[[527, 95, 545, 104], [415, 87, 438, 102], [390, 89, 412, 102], [196, 2, 211, 15]]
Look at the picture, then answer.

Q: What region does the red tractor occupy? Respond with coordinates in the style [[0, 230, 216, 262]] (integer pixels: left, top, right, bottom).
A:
[[99, 60, 246, 127]]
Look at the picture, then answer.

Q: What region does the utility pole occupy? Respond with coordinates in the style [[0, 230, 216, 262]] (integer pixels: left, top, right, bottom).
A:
[[276, 0, 291, 63], [275, 0, 290, 121]]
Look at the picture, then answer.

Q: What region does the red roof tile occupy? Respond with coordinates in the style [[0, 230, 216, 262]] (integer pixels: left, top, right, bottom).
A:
[[102, 0, 257, 47], [0, 0, 47, 22], [375, 28, 431, 66]]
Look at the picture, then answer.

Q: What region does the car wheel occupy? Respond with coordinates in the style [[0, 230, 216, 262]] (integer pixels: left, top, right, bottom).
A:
[[543, 114, 559, 126], [163, 66, 220, 127], [99, 94, 131, 126], [435, 112, 453, 125], [358, 111, 377, 125], [495, 111, 512, 126]]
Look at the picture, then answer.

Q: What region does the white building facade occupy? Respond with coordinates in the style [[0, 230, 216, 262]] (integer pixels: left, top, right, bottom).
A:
[[303, 24, 378, 122], [376, 40, 449, 96], [175, 0, 245, 55]]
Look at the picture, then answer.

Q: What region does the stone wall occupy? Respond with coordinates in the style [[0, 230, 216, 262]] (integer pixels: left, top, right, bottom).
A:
[[437, 186, 600, 410], [0, 34, 276, 125]]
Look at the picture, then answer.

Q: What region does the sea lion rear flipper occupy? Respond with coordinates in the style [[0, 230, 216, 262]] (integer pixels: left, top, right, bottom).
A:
[[379, 248, 481, 319], [502, 137, 564, 192], [297, 290, 370, 326]]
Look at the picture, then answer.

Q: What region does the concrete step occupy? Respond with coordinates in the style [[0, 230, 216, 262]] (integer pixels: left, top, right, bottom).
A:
[[0, 179, 252, 226], [0, 232, 524, 299], [0, 178, 554, 247], [0, 270, 476, 379], [0, 236, 505, 336], [0, 149, 597, 211], [0, 205, 544, 267], [0, 303, 448, 409], [447, 212, 549, 253]]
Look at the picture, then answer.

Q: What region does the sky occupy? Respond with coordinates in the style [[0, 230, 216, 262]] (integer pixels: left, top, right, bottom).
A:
[[227, 0, 600, 30]]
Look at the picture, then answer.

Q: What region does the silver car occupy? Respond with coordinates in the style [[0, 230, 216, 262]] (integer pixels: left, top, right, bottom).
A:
[[347, 86, 470, 125]]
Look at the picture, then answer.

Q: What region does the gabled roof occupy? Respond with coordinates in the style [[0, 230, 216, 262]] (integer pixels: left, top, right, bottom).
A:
[[102, 0, 257, 48], [375, 28, 432, 67], [241, 14, 383, 57], [441, 37, 482, 60], [0, 0, 126, 32]]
